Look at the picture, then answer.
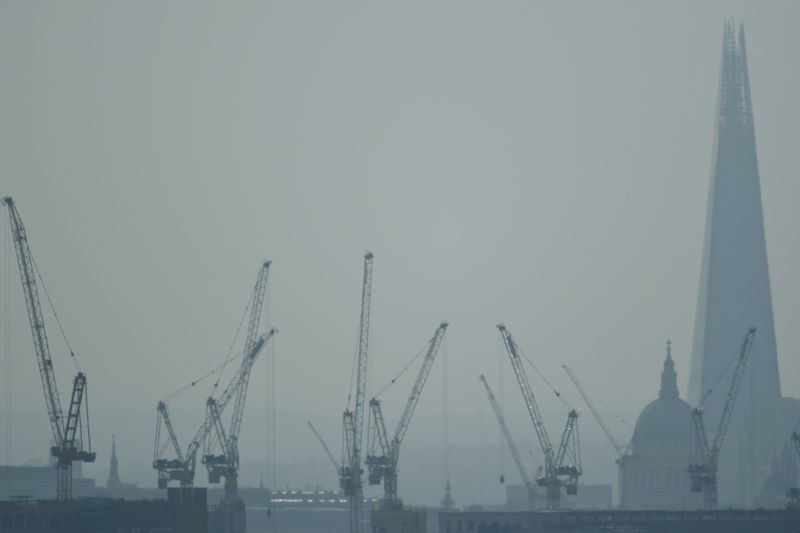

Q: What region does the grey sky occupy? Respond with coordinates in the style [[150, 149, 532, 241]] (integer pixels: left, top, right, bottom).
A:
[[1, 0, 799, 485]]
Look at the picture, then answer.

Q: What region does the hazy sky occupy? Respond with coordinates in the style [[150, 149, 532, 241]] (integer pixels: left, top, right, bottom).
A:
[[1, 0, 799, 478]]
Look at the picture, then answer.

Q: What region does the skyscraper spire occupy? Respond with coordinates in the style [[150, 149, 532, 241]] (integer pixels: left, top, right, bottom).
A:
[[688, 20, 780, 506]]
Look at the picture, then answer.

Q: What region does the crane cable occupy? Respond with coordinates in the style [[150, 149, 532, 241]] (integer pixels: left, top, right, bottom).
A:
[[699, 339, 748, 407], [514, 341, 574, 411], [372, 335, 433, 399], [213, 285, 253, 391], [161, 345, 249, 403], [589, 389, 635, 432], [564, 364, 635, 434], [29, 253, 82, 373]]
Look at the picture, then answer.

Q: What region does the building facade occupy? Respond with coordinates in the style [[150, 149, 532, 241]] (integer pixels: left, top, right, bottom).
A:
[[438, 509, 800, 533], [0, 487, 207, 533]]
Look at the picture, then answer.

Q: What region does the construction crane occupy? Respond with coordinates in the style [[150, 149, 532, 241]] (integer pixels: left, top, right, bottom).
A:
[[153, 262, 275, 491], [2, 196, 95, 500], [308, 422, 339, 471], [497, 324, 581, 510], [688, 327, 756, 510], [479, 374, 536, 510], [562, 364, 631, 506], [202, 261, 273, 499], [339, 251, 373, 533], [154, 327, 276, 489], [154, 401, 191, 487], [365, 321, 448, 509]]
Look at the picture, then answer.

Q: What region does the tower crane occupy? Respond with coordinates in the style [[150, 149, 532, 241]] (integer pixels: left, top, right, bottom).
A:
[[154, 328, 277, 489], [479, 374, 537, 510], [154, 401, 191, 486], [365, 321, 448, 509], [562, 364, 631, 506], [2, 197, 95, 501], [340, 252, 373, 533], [202, 261, 273, 499], [497, 324, 581, 510], [688, 327, 756, 510], [153, 262, 275, 491]]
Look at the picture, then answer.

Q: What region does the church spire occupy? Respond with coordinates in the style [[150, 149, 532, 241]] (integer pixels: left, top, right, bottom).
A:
[[440, 477, 454, 509], [659, 340, 679, 400], [107, 435, 121, 490]]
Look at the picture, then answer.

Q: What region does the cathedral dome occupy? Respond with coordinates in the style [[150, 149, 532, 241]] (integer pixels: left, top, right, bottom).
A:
[[620, 342, 702, 510], [632, 397, 693, 450], [630, 342, 693, 454]]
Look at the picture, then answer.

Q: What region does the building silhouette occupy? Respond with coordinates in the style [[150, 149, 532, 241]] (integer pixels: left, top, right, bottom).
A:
[[106, 436, 122, 490], [688, 20, 800, 505], [621, 343, 701, 509]]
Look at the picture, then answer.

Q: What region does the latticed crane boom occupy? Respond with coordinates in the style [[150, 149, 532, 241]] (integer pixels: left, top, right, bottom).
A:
[[366, 322, 448, 507], [688, 327, 756, 510], [562, 364, 627, 459], [2, 196, 95, 501], [229, 262, 271, 443], [308, 422, 339, 471], [562, 363, 635, 505], [479, 374, 536, 509]]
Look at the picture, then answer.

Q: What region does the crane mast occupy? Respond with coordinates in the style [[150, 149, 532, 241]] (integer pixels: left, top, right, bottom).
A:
[[497, 324, 581, 509], [479, 374, 536, 509], [688, 327, 756, 509], [366, 322, 448, 508], [366, 399, 390, 485], [3, 197, 95, 500], [339, 252, 373, 533]]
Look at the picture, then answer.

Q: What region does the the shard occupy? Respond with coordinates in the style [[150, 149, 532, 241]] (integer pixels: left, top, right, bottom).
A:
[[687, 20, 785, 506]]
